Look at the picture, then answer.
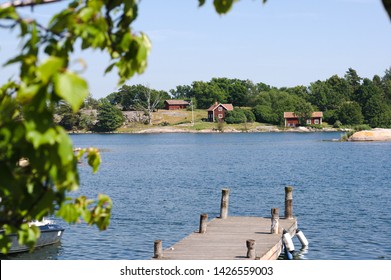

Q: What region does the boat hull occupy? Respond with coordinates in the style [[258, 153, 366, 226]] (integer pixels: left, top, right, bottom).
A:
[[6, 224, 64, 254]]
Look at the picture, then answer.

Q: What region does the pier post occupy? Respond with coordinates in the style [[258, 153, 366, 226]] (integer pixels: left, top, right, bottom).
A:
[[154, 240, 163, 259], [220, 188, 230, 219], [199, 213, 208, 233], [271, 208, 280, 234], [246, 239, 256, 259], [284, 186, 293, 219]]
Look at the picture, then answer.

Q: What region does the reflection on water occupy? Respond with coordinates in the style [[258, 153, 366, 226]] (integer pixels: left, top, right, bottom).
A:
[[0, 242, 63, 260]]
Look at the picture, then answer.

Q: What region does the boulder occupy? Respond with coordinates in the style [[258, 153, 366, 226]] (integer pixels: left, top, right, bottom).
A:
[[349, 128, 391, 141]]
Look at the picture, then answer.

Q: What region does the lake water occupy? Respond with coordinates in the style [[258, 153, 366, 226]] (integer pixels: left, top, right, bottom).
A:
[[4, 132, 391, 260]]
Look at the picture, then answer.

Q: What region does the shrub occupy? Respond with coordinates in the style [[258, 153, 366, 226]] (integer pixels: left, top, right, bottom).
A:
[[333, 120, 342, 128], [225, 109, 246, 124]]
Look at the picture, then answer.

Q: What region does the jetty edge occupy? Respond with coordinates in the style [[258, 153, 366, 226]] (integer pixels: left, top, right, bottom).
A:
[[153, 187, 307, 260]]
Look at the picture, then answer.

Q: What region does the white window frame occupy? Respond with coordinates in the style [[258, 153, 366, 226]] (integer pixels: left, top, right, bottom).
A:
[[306, 119, 311, 125], [314, 119, 319, 124], [218, 114, 223, 118], [218, 107, 223, 111]]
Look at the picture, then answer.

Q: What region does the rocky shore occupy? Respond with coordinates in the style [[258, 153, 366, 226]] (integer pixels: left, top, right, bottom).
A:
[[349, 128, 391, 141], [133, 125, 341, 134]]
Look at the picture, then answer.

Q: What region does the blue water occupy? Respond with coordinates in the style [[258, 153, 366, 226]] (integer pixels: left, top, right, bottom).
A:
[[5, 132, 391, 259]]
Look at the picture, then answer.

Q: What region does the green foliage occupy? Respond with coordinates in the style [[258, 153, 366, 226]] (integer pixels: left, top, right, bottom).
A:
[[333, 120, 342, 128], [225, 108, 255, 124], [243, 109, 256, 123], [336, 102, 364, 126], [294, 101, 314, 126], [95, 100, 124, 132], [0, 0, 153, 253], [107, 84, 169, 111], [225, 109, 247, 124]]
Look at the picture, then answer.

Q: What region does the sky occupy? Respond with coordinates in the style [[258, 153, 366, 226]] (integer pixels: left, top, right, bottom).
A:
[[1, 0, 391, 99]]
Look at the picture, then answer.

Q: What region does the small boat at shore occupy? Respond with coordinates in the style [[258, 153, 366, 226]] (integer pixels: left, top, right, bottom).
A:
[[3, 219, 64, 254]]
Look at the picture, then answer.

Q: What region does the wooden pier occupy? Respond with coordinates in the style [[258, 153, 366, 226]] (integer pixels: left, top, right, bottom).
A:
[[154, 187, 302, 260]]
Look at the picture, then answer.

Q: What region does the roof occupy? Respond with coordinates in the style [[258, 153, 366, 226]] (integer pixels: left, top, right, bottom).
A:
[[283, 111, 323, 118], [207, 103, 234, 111], [165, 100, 190, 106]]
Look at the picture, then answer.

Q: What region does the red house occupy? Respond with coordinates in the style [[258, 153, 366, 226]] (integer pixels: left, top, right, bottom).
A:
[[207, 102, 234, 122], [164, 100, 190, 110], [284, 112, 323, 127]]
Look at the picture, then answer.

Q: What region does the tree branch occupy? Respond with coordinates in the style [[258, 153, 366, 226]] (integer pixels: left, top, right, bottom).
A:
[[383, 0, 391, 20], [0, 0, 63, 9]]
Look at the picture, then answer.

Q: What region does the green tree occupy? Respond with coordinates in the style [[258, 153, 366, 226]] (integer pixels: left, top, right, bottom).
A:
[[190, 80, 228, 109], [336, 102, 364, 126], [95, 99, 124, 132], [133, 85, 163, 125], [253, 104, 276, 124], [294, 101, 314, 126], [344, 68, 362, 97], [252, 89, 303, 125], [169, 85, 193, 99]]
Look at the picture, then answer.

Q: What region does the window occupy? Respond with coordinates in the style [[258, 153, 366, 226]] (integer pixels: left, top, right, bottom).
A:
[[314, 119, 319, 124], [218, 107, 223, 111], [218, 114, 223, 118], [306, 119, 311, 125]]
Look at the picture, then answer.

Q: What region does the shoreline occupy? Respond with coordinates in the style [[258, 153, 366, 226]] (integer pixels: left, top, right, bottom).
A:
[[68, 126, 347, 134]]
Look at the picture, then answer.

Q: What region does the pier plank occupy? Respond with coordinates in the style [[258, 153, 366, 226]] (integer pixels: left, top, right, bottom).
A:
[[161, 216, 297, 260]]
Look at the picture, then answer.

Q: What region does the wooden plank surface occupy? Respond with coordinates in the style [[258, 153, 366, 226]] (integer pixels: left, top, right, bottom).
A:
[[161, 216, 297, 260]]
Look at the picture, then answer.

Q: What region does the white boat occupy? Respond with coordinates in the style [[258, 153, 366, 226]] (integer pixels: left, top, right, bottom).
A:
[[4, 219, 64, 254]]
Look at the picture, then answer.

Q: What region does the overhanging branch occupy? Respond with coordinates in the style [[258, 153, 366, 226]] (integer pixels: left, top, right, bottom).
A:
[[383, 0, 391, 20], [0, 0, 63, 9]]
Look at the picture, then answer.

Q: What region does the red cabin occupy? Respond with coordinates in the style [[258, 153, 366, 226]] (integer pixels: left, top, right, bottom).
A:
[[284, 112, 323, 127], [164, 100, 190, 110], [207, 102, 234, 122]]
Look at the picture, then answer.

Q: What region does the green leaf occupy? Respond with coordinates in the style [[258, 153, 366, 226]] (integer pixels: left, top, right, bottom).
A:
[[213, 0, 234, 14], [198, 0, 206, 7], [56, 127, 74, 166], [54, 71, 89, 112], [86, 148, 101, 173], [37, 56, 64, 84], [57, 203, 79, 224], [17, 83, 40, 103]]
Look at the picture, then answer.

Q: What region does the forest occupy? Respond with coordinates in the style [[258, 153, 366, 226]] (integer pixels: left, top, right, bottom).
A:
[[56, 67, 391, 132]]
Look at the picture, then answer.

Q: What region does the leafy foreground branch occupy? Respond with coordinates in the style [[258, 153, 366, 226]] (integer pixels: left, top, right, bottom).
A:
[[0, 0, 151, 254]]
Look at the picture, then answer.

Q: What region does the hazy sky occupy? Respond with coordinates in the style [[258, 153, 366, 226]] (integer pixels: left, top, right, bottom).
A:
[[1, 0, 391, 99]]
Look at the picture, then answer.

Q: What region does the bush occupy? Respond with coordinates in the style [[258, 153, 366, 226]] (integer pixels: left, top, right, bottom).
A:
[[225, 109, 246, 124], [243, 109, 255, 123], [333, 120, 342, 128], [352, 124, 371, 131], [309, 124, 323, 129]]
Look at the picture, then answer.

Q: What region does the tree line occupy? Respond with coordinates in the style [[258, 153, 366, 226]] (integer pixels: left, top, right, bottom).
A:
[[58, 67, 391, 131]]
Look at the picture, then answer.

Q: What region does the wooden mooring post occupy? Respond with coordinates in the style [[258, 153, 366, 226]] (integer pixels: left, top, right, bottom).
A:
[[199, 213, 208, 233], [271, 208, 279, 234], [153, 240, 163, 259], [219, 188, 230, 219], [246, 239, 256, 259], [285, 186, 293, 219]]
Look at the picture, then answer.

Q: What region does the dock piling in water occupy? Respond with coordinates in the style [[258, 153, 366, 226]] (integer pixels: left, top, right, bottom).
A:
[[271, 208, 280, 234], [153, 240, 163, 259], [199, 213, 208, 233], [285, 186, 293, 219], [219, 188, 230, 219]]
